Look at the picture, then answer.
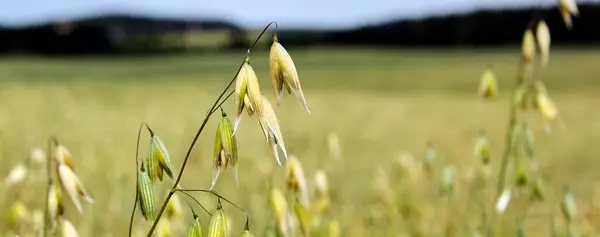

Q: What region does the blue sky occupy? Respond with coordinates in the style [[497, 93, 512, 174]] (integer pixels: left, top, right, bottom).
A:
[[0, 0, 597, 29]]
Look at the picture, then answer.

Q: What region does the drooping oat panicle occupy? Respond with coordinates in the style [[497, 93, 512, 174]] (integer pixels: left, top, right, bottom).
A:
[[6, 200, 29, 228], [208, 202, 227, 237], [270, 37, 310, 113], [187, 215, 204, 237], [523, 125, 535, 159], [329, 219, 341, 237], [157, 219, 174, 237], [530, 175, 547, 202], [536, 93, 558, 123], [292, 198, 311, 236], [561, 187, 577, 223], [314, 170, 329, 199], [496, 189, 512, 214], [522, 29, 536, 65], [424, 142, 436, 173], [269, 188, 289, 236], [474, 133, 491, 164], [478, 69, 498, 100], [536, 20, 551, 67], [30, 147, 46, 166], [138, 164, 156, 221], [147, 135, 174, 182], [211, 111, 239, 189], [166, 193, 184, 221], [234, 59, 262, 133], [48, 183, 65, 228], [559, 0, 579, 29], [327, 133, 341, 160], [242, 230, 255, 237], [57, 163, 94, 214], [257, 95, 288, 167], [286, 156, 309, 207], [3, 163, 27, 188], [55, 145, 74, 170], [59, 217, 79, 237], [440, 165, 454, 197]]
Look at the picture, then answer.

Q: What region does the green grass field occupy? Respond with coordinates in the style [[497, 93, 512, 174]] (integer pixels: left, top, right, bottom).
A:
[[0, 47, 599, 236]]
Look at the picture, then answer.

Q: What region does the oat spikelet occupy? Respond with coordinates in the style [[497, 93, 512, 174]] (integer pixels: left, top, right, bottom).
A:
[[522, 29, 536, 65], [561, 187, 577, 223], [211, 111, 239, 189], [187, 215, 204, 237], [208, 202, 227, 237], [57, 164, 94, 214], [147, 135, 174, 182], [138, 164, 156, 221], [258, 95, 287, 167], [478, 69, 498, 100], [269, 188, 289, 236], [234, 59, 262, 133], [59, 217, 79, 237], [3, 163, 27, 188], [55, 145, 74, 170], [536, 20, 551, 67], [270, 38, 310, 113], [48, 183, 65, 229], [559, 0, 579, 29], [285, 156, 309, 207]]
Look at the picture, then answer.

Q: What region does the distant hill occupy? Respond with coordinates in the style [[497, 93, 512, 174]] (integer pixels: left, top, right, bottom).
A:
[[0, 14, 246, 55], [325, 4, 600, 46]]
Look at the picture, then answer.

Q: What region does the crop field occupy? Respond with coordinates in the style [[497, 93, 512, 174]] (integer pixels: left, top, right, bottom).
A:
[[0, 47, 599, 236]]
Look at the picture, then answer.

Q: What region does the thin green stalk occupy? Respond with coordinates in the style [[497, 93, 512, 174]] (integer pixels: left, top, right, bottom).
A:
[[144, 21, 278, 237], [128, 122, 151, 236], [42, 136, 59, 237], [175, 188, 248, 218]]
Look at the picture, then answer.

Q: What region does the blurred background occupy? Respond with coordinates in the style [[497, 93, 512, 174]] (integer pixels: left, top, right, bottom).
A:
[[1, 0, 600, 236]]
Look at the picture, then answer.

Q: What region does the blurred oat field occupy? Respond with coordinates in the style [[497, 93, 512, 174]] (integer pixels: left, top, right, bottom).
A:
[[0, 48, 599, 236]]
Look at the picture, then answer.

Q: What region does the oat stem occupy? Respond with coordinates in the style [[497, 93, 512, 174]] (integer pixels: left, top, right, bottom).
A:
[[144, 21, 278, 237], [128, 122, 151, 236], [42, 136, 59, 237]]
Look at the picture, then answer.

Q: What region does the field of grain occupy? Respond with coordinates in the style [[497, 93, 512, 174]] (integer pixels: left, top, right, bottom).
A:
[[0, 47, 599, 236]]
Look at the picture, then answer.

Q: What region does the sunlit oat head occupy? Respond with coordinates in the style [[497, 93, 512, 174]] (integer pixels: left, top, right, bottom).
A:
[[157, 218, 174, 237], [212, 112, 239, 189], [327, 133, 341, 160], [48, 183, 65, 227], [536, 93, 558, 122], [138, 164, 156, 221], [559, 0, 579, 29], [536, 20, 551, 67], [258, 95, 288, 167], [166, 193, 184, 221], [208, 203, 227, 237], [561, 188, 577, 223], [269, 188, 289, 236], [7, 200, 29, 228], [474, 133, 490, 164], [496, 189, 512, 214], [30, 147, 46, 166], [244, 62, 263, 120], [55, 145, 74, 170], [3, 163, 28, 188], [285, 156, 309, 207], [269, 41, 310, 113], [147, 135, 174, 182], [57, 163, 94, 214], [187, 215, 204, 237], [522, 29, 536, 65], [292, 198, 311, 235], [314, 169, 329, 198], [59, 217, 79, 237], [478, 69, 498, 100], [234, 59, 250, 133]]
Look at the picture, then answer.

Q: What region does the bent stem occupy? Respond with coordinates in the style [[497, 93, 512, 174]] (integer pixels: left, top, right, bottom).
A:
[[128, 122, 152, 236], [42, 136, 59, 237], [144, 21, 278, 237]]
